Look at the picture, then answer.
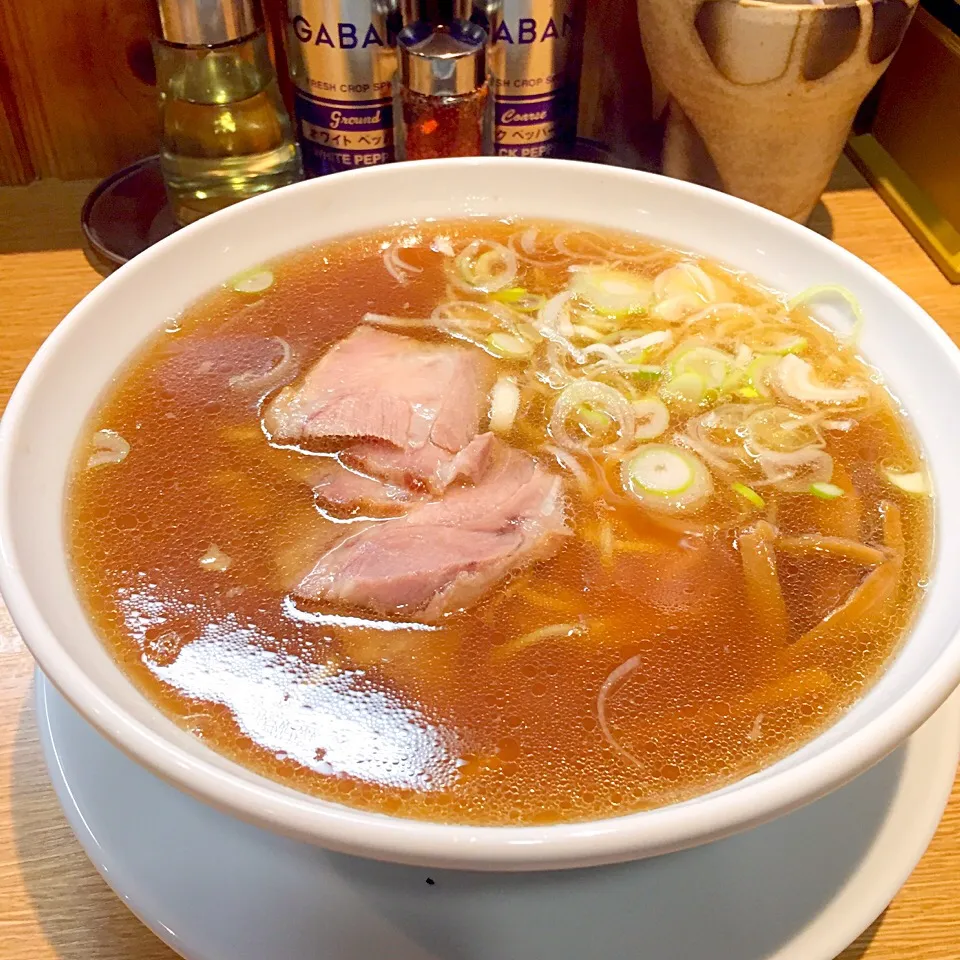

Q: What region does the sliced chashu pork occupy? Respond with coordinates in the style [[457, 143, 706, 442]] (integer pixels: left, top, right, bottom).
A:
[[266, 326, 494, 511], [314, 433, 498, 518], [312, 467, 422, 519], [341, 431, 497, 495], [296, 439, 568, 621], [264, 326, 490, 454]]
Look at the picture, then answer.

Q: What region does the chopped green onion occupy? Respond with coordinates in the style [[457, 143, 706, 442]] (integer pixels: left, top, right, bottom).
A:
[[661, 371, 707, 405], [514, 295, 545, 313], [786, 285, 866, 345], [570, 268, 654, 317], [883, 469, 929, 495], [670, 345, 734, 390], [491, 287, 545, 312], [550, 380, 636, 454], [615, 331, 672, 361], [633, 396, 670, 440], [810, 482, 845, 500], [489, 376, 520, 433], [745, 354, 780, 398], [486, 331, 534, 360], [577, 403, 615, 434], [230, 268, 274, 294], [454, 240, 518, 294], [491, 286, 527, 303], [626, 446, 696, 495], [517, 322, 540, 341], [630, 363, 663, 383], [722, 365, 746, 393], [776, 354, 867, 405], [746, 406, 822, 454], [732, 482, 765, 508], [475, 250, 506, 282], [621, 444, 714, 514]]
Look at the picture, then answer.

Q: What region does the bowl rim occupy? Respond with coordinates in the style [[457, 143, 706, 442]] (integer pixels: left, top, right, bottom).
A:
[[4, 157, 960, 871]]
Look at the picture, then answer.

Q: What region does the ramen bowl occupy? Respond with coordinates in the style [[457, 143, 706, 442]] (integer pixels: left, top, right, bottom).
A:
[[2, 159, 960, 871]]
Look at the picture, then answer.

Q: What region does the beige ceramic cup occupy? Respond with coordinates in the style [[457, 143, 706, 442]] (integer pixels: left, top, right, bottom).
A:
[[635, 0, 918, 222]]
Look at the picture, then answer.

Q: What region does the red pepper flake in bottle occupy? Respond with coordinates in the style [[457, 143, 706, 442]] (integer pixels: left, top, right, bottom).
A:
[[397, 20, 491, 161]]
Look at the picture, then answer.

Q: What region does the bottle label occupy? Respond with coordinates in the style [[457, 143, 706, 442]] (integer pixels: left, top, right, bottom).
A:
[[490, 1, 585, 158], [294, 92, 394, 173], [286, 1, 399, 176]]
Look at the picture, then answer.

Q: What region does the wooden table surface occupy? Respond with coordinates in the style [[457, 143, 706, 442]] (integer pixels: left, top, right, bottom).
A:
[[1, 167, 959, 960]]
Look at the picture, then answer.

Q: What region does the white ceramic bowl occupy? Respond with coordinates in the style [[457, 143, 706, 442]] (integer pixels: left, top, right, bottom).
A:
[[3, 159, 960, 872]]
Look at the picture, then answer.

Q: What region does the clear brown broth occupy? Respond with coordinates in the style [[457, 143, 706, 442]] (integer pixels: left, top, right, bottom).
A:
[[66, 219, 932, 825]]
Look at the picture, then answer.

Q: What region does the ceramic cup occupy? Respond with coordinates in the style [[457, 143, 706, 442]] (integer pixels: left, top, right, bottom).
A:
[[635, 0, 919, 222]]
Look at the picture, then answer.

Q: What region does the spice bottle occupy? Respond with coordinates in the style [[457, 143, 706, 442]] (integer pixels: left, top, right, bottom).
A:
[[488, 0, 586, 159], [401, 1, 583, 159], [400, 1, 504, 101], [396, 19, 491, 160], [284, 2, 402, 177], [154, 0, 302, 225]]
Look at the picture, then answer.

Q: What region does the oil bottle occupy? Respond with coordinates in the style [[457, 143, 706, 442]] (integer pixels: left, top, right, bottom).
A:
[[155, 0, 302, 224]]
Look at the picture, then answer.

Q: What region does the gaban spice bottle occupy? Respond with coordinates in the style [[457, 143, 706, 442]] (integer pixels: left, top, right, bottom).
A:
[[396, 19, 491, 160], [285, 1, 402, 176], [488, 0, 586, 158]]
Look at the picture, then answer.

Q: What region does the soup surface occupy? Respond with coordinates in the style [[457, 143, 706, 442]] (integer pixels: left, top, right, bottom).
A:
[[67, 220, 932, 825]]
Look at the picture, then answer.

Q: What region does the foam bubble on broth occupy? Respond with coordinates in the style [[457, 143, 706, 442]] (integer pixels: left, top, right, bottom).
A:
[[66, 219, 932, 826]]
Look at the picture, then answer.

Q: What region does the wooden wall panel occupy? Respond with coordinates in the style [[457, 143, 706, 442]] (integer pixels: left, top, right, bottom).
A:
[[0, 17, 35, 186], [0, 0, 160, 183]]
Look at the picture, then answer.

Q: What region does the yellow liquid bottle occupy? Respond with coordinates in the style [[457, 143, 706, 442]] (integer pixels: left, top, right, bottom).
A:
[[155, 0, 302, 225]]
